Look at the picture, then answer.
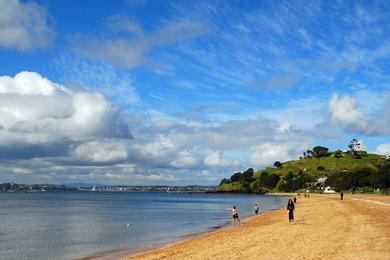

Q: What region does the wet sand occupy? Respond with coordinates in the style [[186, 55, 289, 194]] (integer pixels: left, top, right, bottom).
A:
[[122, 194, 390, 260]]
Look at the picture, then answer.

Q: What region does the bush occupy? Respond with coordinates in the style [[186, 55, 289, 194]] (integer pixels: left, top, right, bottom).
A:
[[251, 181, 269, 194], [273, 161, 282, 168], [260, 173, 280, 189], [276, 172, 305, 192], [242, 168, 255, 183], [312, 146, 329, 157], [219, 178, 230, 186], [334, 150, 343, 158], [317, 166, 325, 171], [230, 172, 242, 182]]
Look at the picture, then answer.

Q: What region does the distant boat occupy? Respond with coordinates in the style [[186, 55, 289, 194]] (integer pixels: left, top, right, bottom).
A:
[[41, 189, 45, 192], [167, 187, 170, 192], [92, 185, 96, 192]]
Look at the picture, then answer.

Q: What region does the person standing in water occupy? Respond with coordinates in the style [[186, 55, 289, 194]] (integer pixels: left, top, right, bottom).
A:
[[340, 192, 344, 200], [254, 203, 259, 215], [287, 199, 295, 224], [231, 205, 240, 224]]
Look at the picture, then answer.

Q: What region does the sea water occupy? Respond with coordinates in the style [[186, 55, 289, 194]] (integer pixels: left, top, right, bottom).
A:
[[0, 191, 286, 260]]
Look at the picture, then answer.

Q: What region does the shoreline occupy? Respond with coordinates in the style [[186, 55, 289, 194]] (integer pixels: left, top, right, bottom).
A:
[[121, 193, 390, 259], [87, 195, 289, 260]]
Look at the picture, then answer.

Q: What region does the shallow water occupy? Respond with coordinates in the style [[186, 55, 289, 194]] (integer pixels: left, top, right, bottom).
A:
[[0, 191, 286, 260]]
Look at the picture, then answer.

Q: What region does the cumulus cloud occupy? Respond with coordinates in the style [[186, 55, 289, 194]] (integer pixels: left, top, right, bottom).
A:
[[72, 140, 128, 163], [328, 93, 390, 136], [171, 150, 198, 168], [251, 140, 310, 166], [0, 0, 54, 51], [0, 71, 131, 160], [376, 143, 390, 156], [71, 17, 209, 68], [329, 93, 368, 131], [204, 151, 240, 167]]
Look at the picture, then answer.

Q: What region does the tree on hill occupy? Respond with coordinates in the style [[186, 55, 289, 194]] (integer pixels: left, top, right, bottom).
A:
[[371, 162, 390, 189], [242, 168, 255, 183], [348, 139, 361, 159], [334, 149, 343, 158], [276, 171, 305, 192], [230, 172, 242, 182], [312, 146, 329, 157], [273, 161, 282, 168], [259, 171, 280, 189], [219, 178, 230, 185]]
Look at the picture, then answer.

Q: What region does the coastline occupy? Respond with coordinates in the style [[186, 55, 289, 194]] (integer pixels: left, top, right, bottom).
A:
[[120, 193, 390, 259], [87, 195, 289, 260]]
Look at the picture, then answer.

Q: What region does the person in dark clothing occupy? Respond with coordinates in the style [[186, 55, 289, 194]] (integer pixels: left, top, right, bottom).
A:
[[340, 192, 344, 200], [287, 199, 295, 224], [231, 205, 240, 224], [254, 203, 259, 215], [293, 197, 297, 204]]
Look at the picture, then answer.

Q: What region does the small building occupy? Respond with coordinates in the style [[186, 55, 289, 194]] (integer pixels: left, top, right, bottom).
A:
[[323, 186, 335, 193]]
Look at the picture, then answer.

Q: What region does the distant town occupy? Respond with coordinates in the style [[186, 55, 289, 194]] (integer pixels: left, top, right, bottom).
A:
[[0, 182, 216, 193]]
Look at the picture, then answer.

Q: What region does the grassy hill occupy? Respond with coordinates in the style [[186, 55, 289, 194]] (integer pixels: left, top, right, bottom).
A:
[[216, 150, 390, 194]]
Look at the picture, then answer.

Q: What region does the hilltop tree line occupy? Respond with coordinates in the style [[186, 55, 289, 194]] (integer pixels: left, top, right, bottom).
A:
[[218, 141, 390, 194]]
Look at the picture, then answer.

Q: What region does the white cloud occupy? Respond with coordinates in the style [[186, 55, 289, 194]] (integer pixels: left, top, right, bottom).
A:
[[72, 140, 128, 163], [171, 150, 198, 167], [0, 71, 68, 95], [328, 93, 390, 136], [329, 93, 368, 130], [134, 134, 174, 158], [0, 71, 129, 140], [375, 143, 390, 156], [204, 151, 240, 167], [0, 71, 130, 161], [72, 17, 209, 68], [0, 0, 54, 51], [251, 141, 309, 166]]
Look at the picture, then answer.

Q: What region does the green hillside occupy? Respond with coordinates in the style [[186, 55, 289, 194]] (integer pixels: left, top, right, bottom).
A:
[[216, 149, 390, 194]]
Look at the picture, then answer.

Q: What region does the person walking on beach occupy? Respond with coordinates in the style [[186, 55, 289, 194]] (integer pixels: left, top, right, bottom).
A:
[[254, 203, 259, 215], [340, 192, 344, 200], [231, 205, 240, 224], [287, 199, 295, 224], [293, 196, 297, 204]]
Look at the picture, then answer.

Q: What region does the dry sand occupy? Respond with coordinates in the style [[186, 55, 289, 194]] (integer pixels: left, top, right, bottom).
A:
[[122, 194, 390, 260]]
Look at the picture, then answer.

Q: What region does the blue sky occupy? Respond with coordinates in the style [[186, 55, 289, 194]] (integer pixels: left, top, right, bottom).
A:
[[0, 0, 389, 185]]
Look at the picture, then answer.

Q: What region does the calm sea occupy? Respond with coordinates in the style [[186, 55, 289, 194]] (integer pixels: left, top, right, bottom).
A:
[[0, 191, 286, 260]]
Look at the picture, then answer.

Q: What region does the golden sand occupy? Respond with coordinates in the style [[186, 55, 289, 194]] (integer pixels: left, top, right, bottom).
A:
[[122, 194, 390, 260]]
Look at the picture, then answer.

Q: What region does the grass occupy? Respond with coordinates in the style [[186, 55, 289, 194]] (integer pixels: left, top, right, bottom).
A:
[[254, 152, 386, 178], [218, 152, 387, 193]]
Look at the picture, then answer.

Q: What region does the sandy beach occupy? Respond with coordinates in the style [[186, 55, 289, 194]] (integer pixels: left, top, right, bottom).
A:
[[122, 194, 390, 260]]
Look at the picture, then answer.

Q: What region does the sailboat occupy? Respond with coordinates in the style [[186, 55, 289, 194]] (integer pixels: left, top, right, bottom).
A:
[[92, 185, 96, 192]]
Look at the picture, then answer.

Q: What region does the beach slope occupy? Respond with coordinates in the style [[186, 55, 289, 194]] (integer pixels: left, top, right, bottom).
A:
[[124, 194, 390, 259]]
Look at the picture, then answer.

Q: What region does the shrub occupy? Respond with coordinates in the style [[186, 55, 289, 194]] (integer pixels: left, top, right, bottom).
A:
[[317, 166, 325, 171], [312, 146, 329, 157], [273, 161, 282, 168], [219, 178, 230, 186], [260, 173, 280, 189], [230, 172, 242, 182]]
